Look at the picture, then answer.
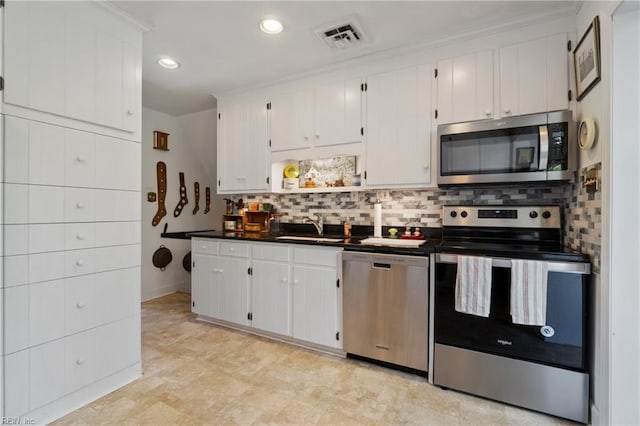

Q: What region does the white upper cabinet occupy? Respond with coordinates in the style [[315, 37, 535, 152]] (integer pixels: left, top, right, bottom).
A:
[[269, 89, 314, 151], [269, 78, 362, 152], [4, 2, 141, 133], [217, 99, 269, 193], [365, 64, 432, 188], [437, 50, 494, 124], [499, 33, 569, 117]]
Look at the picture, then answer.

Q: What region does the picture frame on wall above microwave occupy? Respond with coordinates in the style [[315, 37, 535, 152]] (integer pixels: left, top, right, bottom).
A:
[[573, 16, 601, 102]]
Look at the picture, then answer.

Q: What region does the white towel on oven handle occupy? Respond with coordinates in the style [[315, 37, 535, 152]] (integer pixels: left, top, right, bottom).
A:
[[455, 255, 493, 317], [510, 259, 549, 326]]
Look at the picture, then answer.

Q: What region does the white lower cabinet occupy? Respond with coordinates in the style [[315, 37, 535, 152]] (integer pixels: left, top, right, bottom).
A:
[[292, 264, 340, 349], [218, 256, 250, 325], [64, 330, 96, 394], [29, 339, 65, 411], [251, 244, 291, 336], [191, 239, 342, 350]]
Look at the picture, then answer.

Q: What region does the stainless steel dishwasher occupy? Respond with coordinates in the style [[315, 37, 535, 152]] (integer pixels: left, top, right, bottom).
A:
[[342, 251, 428, 372]]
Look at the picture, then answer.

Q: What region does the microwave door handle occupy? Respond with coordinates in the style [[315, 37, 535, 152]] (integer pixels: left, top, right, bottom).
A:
[[539, 125, 549, 171]]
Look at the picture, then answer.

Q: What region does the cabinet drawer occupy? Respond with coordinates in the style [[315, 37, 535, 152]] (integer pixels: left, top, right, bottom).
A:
[[192, 238, 219, 255], [64, 330, 96, 394], [64, 187, 95, 222], [252, 243, 289, 262], [220, 241, 249, 257], [293, 247, 340, 267], [65, 275, 96, 334], [65, 128, 96, 188]]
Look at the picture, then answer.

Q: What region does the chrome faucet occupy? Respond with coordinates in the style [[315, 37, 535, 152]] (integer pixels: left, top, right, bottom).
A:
[[305, 214, 324, 235]]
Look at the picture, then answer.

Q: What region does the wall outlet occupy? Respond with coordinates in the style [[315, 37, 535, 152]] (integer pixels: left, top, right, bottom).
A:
[[377, 190, 390, 202]]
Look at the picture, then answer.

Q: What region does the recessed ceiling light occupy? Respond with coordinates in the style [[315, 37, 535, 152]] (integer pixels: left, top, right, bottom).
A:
[[158, 57, 180, 69], [259, 18, 284, 35]]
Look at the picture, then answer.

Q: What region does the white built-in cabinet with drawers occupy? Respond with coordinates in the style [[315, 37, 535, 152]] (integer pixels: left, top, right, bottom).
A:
[[1, 2, 143, 423], [191, 238, 342, 350]]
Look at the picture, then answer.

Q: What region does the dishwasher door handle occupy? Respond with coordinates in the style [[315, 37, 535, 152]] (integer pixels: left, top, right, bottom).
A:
[[372, 262, 391, 270]]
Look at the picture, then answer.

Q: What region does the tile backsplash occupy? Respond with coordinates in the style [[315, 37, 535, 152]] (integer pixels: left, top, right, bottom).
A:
[[236, 168, 601, 272]]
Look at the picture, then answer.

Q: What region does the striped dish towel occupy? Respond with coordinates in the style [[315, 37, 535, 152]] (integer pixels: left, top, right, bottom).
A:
[[510, 259, 549, 326], [455, 255, 493, 317]]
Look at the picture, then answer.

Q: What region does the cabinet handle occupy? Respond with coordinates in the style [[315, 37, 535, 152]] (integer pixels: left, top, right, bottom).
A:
[[76, 259, 85, 266], [76, 202, 85, 209], [76, 155, 86, 162], [303, 135, 309, 141], [76, 233, 86, 240], [315, 134, 320, 139], [76, 358, 85, 366], [219, 269, 224, 273], [76, 301, 86, 309], [127, 110, 134, 116], [280, 277, 288, 283], [504, 108, 511, 114], [293, 279, 300, 285], [229, 247, 235, 252], [485, 110, 492, 116], [423, 163, 429, 169]]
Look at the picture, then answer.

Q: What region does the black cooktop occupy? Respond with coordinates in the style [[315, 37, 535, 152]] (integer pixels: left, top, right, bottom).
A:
[[437, 240, 589, 263]]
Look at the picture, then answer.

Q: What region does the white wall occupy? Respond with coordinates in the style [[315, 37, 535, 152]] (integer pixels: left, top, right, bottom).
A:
[[141, 107, 223, 301], [610, 3, 640, 425]]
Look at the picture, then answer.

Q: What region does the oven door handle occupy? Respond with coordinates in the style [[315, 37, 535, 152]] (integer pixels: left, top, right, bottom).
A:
[[435, 253, 590, 275]]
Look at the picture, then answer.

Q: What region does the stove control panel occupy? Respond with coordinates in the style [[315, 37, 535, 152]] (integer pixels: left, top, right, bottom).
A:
[[443, 206, 561, 229]]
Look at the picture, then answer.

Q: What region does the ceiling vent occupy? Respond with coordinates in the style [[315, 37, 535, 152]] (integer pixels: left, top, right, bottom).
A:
[[315, 18, 366, 50]]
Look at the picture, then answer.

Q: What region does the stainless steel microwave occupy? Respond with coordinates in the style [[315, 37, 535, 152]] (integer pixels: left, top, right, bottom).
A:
[[437, 111, 575, 186]]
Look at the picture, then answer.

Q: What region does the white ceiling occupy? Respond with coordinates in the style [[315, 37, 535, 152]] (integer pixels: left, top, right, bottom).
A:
[[111, 1, 579, 117]]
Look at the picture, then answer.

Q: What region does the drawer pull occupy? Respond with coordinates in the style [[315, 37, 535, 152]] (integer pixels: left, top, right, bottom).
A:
[[375, 344, 390, 351], [229, 247, 236, 252], [76, 259, 85, 266], [281, 277, 288, 283], [76, 358, 85, 366], [76, 202, 85, 209], [77, 233, 86, 240], [76, 302, 86, 309], [76, 155, 86, 162]]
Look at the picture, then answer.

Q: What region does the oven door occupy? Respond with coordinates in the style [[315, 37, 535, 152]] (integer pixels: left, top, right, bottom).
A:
[[434, 253, 590, 371]]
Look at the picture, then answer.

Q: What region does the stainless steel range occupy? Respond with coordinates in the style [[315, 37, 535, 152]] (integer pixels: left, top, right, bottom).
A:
[[430, 205, 590, 423]]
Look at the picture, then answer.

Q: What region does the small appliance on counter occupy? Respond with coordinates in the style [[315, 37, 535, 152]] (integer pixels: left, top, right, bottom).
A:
[[431, 205, 590, 423]]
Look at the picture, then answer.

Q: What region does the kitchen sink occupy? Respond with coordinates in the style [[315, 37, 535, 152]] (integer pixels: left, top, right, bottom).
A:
[[275, 235, 343, 243]]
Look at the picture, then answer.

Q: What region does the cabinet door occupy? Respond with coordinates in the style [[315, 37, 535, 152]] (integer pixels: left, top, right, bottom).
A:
[[217, 103, 243, 191], [314, 78, 362, 147], [500, 34, 569, 117], [437, 50, 493, 124], [218, 256, 250, 325], [292, 265, 338, 348], [192, 254, 218, 317], [366, 65, 432, 187], [242, 99, 269, 191], [269, 89, 313, 151], [251, 260, 290, 336]]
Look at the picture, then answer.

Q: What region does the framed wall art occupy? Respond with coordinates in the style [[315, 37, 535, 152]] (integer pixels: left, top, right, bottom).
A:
[[573, 16, 601, 101]]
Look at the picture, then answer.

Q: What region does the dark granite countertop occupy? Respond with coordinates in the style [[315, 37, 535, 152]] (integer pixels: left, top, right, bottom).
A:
[[188, 224, 441, 257]]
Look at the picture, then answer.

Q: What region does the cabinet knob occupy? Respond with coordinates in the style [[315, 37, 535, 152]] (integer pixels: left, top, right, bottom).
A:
[[315, 134, 320, 139], [293, 279, 300, 285], [76, 301, 86, 309], [127, 110, 134, 116], [77, 155, 86, 162], [76, 233, 86, 240], [281, 277, 288, 283], [504, 108, 511, 114], [303, 135, 309, 141], [76, 358, 85, 366], [229, 248, 235, 252], [76, 202, 85, 209], [76, 259, 85, 266], [485, 110, 492, 116]]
